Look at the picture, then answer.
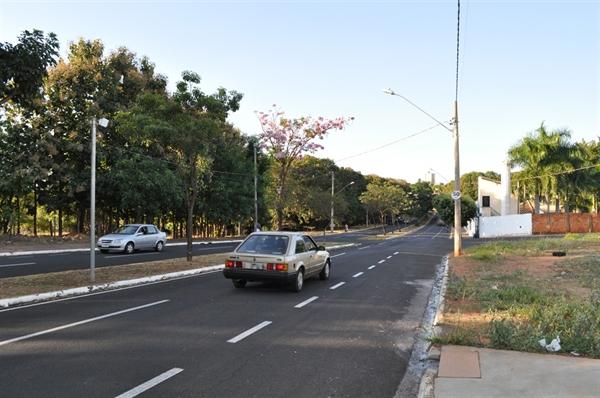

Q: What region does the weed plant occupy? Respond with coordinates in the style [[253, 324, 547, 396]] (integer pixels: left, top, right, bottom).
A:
[[433, 234, 600, 358]]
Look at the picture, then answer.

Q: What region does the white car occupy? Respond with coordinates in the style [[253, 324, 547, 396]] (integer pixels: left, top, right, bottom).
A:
[[223, 232, 331, 292], [97, 224, 167, 254]]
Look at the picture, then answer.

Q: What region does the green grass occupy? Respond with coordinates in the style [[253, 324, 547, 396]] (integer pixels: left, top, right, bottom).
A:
[[432, 234, 600, 358]]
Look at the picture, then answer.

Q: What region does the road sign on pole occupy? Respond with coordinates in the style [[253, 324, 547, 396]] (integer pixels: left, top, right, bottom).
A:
[[451, 191, 461, 201]]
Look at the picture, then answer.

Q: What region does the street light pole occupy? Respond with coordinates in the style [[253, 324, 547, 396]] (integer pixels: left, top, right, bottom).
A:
[[90, 118, 97, 282], [382, 88, 462, 256], [452, 100, 461, 256], [330, 172, 335, 233], [330, 175, 354, 234], [90, 117, 109, 282]]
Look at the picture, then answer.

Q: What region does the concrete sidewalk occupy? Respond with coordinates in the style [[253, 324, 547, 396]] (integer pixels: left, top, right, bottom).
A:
[[420, 345, 600, 397]]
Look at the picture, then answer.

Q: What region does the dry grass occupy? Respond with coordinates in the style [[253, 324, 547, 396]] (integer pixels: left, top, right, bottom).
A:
[[0, 254, 225, 300], [437, 237, 600, 357]]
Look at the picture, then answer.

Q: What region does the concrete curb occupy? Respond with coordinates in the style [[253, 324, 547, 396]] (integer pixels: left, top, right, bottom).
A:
[[416, 255, 450, 398], [0, 265, 225, 309]]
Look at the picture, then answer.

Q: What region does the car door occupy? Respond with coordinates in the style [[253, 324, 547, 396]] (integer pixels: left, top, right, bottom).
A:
[[135, 226, 149, 249], [302, 235, 321, 275], [294, 236, 311, 274], [145, 225, 159, 249]]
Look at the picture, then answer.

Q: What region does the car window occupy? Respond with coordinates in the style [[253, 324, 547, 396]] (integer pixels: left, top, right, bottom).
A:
[[303, 236, 316, 251], [115, 226, 137, 235], [237, 235, 289, 254], [147, 226, 158, 234], [295, 236, 306, 253]]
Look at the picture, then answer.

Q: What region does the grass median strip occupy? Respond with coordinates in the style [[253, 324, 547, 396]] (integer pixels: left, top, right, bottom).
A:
[[0, 254, 225, 300]]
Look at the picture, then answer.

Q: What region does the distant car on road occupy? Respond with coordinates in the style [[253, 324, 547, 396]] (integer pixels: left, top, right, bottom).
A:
[[97, 224, 167, 254], [436, 219, 445, 226], [223, 232, 330, 292]]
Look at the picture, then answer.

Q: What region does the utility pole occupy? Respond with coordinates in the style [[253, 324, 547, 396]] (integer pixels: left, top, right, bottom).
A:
[[254, 146, 258, 233], [330, 172, 335, 233], [453, 101, 462, 256]]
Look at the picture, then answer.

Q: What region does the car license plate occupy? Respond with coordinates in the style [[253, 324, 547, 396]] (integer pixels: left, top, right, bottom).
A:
[[101, 244, 108, 247], [250, 263, 261, 269]]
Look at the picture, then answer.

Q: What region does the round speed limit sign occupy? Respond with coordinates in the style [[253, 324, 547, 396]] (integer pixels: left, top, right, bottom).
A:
[[451, 190, 462, 200]]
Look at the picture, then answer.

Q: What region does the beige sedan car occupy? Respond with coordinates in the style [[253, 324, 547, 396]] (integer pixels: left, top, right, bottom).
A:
[[223, 232, 331, 292]]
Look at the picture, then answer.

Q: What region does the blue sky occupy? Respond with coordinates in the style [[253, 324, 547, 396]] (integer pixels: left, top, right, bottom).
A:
[[2, 0, 598, 184]]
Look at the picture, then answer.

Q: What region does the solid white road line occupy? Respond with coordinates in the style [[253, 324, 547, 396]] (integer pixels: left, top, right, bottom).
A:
[[368, 265, 376, 269], [0, 262, 35, 268], [329, 282, 345, 290], [115, 368, 184, 398], [295, 296, 319, 308], [0, 300, 169, 346], [227, 321, 272, 343], [353, 272, 364, 278], [107, 252, 160, 259]]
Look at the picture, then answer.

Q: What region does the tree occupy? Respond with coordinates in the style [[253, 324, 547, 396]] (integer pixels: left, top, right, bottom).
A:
[[0, 30, 59, 108], [41, 39, 167, 234], [508, 122, 573, 214], [255, 104, 353, 230], [118, 71, 243, 260], [359, 181, 406, 235], [433, 193, 477, 228], [460, 171, 500, 201]]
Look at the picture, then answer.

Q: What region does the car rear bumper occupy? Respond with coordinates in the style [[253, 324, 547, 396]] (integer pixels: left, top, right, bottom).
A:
[[223, 268, 298, 283]]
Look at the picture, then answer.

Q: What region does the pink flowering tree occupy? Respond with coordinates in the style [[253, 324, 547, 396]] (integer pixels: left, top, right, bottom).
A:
[[255, 104, 354, 230]]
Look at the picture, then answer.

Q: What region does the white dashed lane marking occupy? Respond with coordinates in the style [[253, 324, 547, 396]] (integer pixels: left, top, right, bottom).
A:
[[329, 282, 346, 290], [295, 296, 319, 308], [227, 321, 272, 343]]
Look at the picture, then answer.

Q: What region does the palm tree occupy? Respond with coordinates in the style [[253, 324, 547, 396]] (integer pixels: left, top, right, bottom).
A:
[[508, 123, 573, 213]]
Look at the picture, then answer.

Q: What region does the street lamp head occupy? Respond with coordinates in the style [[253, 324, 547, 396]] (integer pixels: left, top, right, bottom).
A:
[[350, 181, 355, 185], [98, 118, 109, 128], [382, 88, 395, 95]]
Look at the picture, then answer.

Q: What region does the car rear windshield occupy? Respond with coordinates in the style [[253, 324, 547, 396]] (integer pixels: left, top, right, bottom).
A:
[[237, 235, 289, 254]]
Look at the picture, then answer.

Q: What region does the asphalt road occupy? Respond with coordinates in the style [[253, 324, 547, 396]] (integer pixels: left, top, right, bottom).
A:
[[0, 241, 242, 279], [0, 225, 403, 279], [0, 223, 462, 397]]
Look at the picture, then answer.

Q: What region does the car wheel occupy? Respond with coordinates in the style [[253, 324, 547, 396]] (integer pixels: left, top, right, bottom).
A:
[[100, 249, 109, 254], [319, 260, 330, 281], [154, 241, 164, 252], [291, 268, 304, 292], [233, 279, 247, 288], [124, 242, 134, 254]]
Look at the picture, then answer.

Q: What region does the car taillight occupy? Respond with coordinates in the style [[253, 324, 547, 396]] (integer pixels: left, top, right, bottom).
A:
[[267, 263, 288, 271], [226, 261, 242, 268]]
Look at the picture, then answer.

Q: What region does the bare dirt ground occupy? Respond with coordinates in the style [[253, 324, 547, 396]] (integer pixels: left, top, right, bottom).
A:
[[441, 250, 596, 345]]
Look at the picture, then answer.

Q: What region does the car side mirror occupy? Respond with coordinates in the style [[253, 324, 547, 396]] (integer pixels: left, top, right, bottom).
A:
[[317, 245, 326, 252]]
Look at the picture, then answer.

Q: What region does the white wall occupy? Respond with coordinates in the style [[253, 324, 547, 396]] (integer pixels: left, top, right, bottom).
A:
[[478, 214, 532, 238]]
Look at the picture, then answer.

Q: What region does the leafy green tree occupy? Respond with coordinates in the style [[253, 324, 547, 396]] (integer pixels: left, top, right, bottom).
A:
[[508, 122, 573, 214], [118, 71, 242, 260], [197, 123, 258, 236], [433, 193, 477, 228], [38, 40, 169, 235], [0, 30, 59, 108], [359, 181, 406, 235], [405, 180, 434, 221]]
